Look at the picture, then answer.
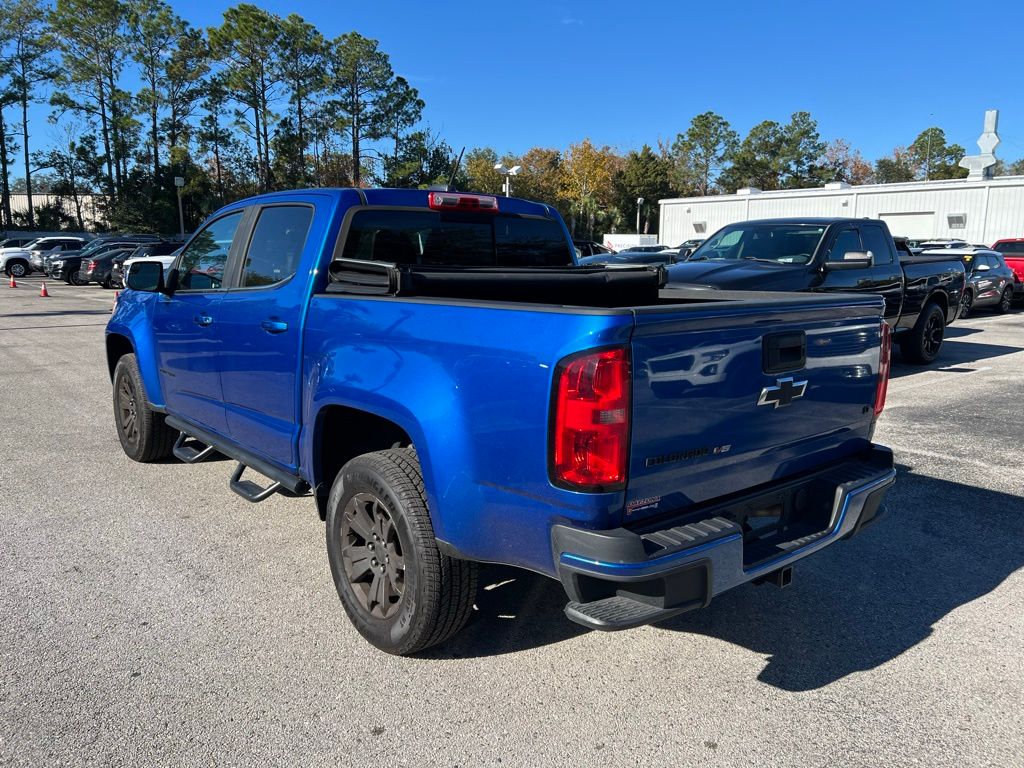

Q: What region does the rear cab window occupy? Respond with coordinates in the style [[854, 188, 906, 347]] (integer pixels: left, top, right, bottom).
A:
[[240, 205, 314, 288], [340, 209, 573, 268]]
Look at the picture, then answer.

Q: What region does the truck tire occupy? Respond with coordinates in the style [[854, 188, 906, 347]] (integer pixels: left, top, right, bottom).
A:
[[899, 302, 945, 365], [997, 287, 1013, 314], [112, 353, 177, 462], [325, 448, 478, 655]]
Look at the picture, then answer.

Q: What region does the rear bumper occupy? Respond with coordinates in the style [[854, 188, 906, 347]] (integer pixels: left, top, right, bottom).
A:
[[552, 445, 895, 630]]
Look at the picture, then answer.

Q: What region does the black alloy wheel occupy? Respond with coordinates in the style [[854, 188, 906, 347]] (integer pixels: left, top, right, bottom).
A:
[[69, 270, 87, 286], [922, 310, 944, 360], [961, 290, 973, 316], [998, 287, 1013, 314], [116, 373, 141, 454], [340, 492, 406, 619]]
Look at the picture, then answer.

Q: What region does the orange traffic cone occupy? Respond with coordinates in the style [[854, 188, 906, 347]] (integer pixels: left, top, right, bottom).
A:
[[8, 274, 16, 288], [39, 281, 50, 297]]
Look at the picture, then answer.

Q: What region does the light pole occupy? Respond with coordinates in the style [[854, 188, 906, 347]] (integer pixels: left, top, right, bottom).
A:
[[494, 163, 522, 197], [174, 176, 185, 237], [636, 197, 644, 234]]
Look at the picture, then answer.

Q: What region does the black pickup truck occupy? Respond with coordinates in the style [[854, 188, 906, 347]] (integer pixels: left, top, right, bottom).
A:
[[665, 218, 966, 364]]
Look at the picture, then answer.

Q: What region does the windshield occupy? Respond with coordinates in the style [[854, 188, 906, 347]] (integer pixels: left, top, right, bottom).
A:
[[78, 240, 108, 256], [687, 223, 826, 264]]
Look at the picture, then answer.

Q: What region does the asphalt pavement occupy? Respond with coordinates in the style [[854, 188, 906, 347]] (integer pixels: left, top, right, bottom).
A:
[[1, 276, 1022, 767]]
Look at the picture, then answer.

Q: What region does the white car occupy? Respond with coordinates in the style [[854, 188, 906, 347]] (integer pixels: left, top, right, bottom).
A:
[[1, 236, 88, 277], [123, 250, 181, 285]]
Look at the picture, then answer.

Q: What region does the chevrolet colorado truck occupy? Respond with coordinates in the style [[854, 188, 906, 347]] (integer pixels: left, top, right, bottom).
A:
[[666, 218, 966, 364], [107, 189, 896, 655]]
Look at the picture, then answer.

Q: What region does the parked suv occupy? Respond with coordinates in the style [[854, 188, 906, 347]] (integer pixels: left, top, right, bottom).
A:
[[50, 235, 160, 285], [81, 247, 137, 288], [2, 236, 88, 277], [110, 241, 180, 288], [932, 249, 1018, 315]]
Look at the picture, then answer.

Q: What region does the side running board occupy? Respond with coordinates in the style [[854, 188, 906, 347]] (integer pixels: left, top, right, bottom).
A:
[[173, 433, 217, 464], [230, 463, 282, 503], [165, 416, 310, 504]]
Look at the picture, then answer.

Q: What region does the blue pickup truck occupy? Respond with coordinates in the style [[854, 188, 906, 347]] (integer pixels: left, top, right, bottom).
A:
[[108, 188, 896, 655]]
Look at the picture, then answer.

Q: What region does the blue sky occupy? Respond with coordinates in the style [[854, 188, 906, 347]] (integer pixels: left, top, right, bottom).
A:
[[25, 0, 1024, 164]]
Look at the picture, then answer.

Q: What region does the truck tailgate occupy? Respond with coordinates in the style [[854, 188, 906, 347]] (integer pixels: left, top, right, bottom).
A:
[[624, 296, 885, 523]]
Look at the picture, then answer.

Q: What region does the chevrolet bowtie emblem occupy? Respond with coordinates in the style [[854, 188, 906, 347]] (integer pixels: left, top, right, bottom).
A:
[[757, 377, 808, 408]]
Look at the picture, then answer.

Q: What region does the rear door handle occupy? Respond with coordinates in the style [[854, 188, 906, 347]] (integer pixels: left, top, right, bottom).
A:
[[260, 319, 289, 334], [193, 315, 213, 327]]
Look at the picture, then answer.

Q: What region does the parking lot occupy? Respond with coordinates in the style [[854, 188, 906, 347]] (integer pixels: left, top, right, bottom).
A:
[[1, 276, 1022, 767]]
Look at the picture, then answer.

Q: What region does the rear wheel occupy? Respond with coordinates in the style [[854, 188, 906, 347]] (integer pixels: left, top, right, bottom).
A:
[[899, 302, 945, 365], [112, 353, 177, 462], [325, 448, 478, 655], [69, 270, 87, 286], [997, 287, 1013, 314]]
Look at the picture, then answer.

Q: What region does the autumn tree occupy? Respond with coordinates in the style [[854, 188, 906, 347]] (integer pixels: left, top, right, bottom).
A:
[[874, 147, 917, 184], [821, 138, 873, 185], [560, 138, 617, 237], [670, 111, 738, 196]]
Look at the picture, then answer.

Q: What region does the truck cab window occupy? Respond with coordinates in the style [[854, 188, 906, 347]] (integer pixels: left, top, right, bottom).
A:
[[861, 226, 895, 264], [242, 206, 313, 287], [177, 211, 244, 290], [828, 229, 862, 261]]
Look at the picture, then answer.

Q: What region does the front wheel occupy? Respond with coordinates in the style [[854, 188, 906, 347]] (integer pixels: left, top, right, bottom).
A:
[[6, 260, 27, 278], [325, 448, 478, 655], [997, 287, 1013, 314], [899, 302, 945, 365], [69, 271, 87, 286], [112, 353, 177, 462], [960, 290, 974, 317]]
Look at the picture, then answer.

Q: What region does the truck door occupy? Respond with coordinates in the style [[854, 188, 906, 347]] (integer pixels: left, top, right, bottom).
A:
[[214, 203, 318, 470], [152, 209, 248, 436], [860, 223, 903, 322]]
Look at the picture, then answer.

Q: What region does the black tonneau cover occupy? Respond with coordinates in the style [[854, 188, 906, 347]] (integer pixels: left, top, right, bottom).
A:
[[327, 258, 666, 307]]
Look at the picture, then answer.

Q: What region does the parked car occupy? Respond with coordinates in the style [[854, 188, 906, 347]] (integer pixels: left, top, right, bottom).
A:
[[80, 247, 136, 288], [670, 238, 706, 260], [108, 188, 896, 655], [50, 235, 161, 285], [666, 218, 967, 364], [110, 241, 180, 288], [991, 239, 1024, 300], [1, 236, 88, 277], [0, 236, 36, 249], [119, 246, 183, 288], [915, 239, 970, 251], [578, 249, 681, 267], [572, 239, 614, 259], [928, 248, 1016, 315]]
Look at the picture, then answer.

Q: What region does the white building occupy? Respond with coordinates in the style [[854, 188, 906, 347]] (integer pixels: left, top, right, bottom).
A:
[[659, 175, 1024, 247], [660, 110, 1024, 247]]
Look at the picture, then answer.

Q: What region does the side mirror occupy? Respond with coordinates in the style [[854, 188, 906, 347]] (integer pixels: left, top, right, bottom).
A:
[[825, 250, 872, 270], [975, 263, 991, 272], [126, 260, 167, 293]]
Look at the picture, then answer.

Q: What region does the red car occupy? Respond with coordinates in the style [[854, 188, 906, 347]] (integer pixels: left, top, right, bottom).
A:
[[991, 239, 1024, 301]]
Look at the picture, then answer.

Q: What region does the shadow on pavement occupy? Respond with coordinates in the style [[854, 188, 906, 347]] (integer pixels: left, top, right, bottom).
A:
[[891, 337, 1022, 377], [432, 466, 1024, 693]]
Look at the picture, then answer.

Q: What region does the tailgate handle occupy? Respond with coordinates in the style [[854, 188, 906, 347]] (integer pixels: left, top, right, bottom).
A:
[[763, 332, 806, 374]]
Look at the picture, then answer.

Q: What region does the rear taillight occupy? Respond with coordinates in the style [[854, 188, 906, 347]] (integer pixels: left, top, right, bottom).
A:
[[551, 347, 630, 490], [428, 192, 499, 212], [874, 321, 891, 417]]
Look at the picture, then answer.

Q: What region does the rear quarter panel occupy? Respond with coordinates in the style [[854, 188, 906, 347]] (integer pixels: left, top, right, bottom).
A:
[[899, 258, 966, 327], [301, 295, 633, 576]]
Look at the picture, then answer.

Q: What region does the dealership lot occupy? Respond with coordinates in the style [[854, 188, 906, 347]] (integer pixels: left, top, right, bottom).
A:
[[1, 277, 1022, 767]]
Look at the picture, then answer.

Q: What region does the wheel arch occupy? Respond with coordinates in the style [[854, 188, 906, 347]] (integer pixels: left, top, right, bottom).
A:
[[309, 403, 416, 520]]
